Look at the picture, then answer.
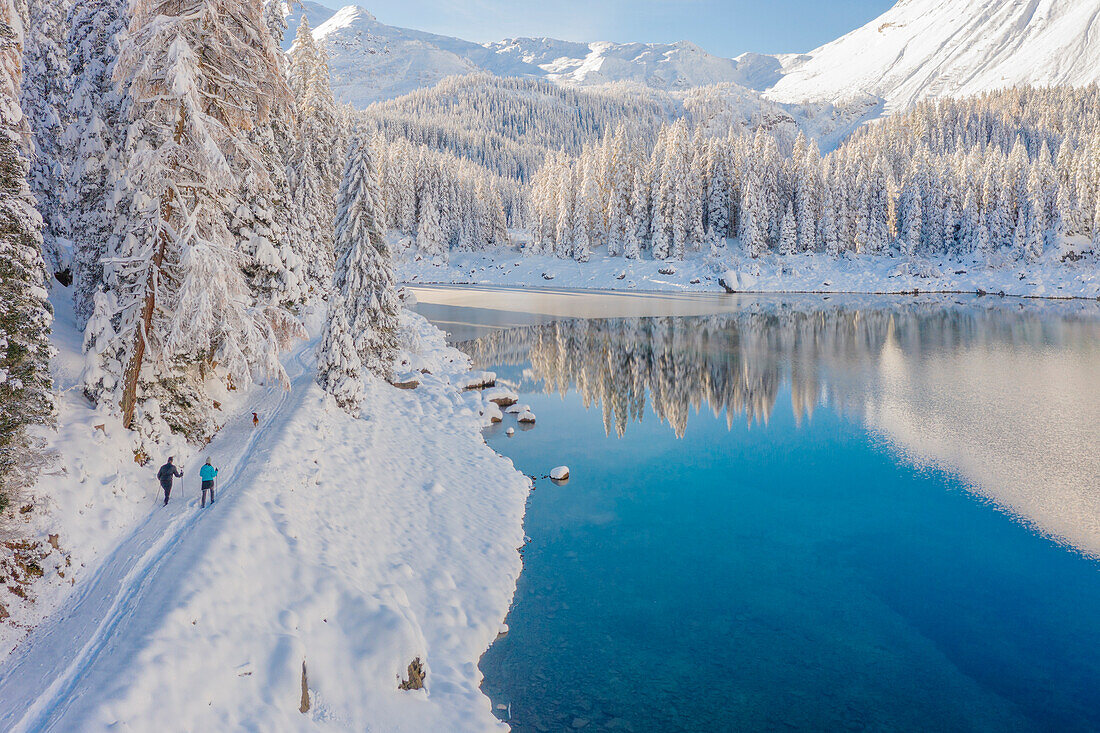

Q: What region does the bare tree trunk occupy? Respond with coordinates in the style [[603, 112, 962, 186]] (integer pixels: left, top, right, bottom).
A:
[[120, 108, 186, 429]]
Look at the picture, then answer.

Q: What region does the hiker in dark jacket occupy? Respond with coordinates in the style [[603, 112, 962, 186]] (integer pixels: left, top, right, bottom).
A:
[[157, 457, 183, 506]]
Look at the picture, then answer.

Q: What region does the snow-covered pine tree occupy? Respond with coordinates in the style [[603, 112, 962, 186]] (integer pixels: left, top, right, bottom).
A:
[[820, 187, 839, 258], [605, 128, 630, 257], [796, 141, 820, 252], [1093, 195, 1100, 249], [779, 203, 797, 256], [289, 15, 343, 195], [739, 184, 767, 259], [65, 0, 130, 328], [289, 138, 334, 293], [705, 140, 730, 239], [20, 0, 72, 279], [287, 14, 345, 293], [331, 136, 400, 377], [487, 183, 510, 248], [555, 165, 575, 259], [958, 187, 979, 252], [1, 0, 55, 507], [902, 187, 922, 257], [109, 0, 298, 434], [316, 289, 363, 415], [626, 167, 646, 260], [684, 131, 706, 253], [416, 190, 447, 263], [574, 160, 594, 262]]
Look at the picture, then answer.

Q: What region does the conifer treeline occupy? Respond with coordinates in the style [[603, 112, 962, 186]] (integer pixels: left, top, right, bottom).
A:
[[1, 0, 55, 509], [363, 74, 676, 182], [13, 0, 402, 443], [528, 86, 1100, 263]]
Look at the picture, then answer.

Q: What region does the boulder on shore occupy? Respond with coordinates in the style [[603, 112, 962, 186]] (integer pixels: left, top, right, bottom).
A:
[[484, 387, 519, 407], [718, 270, 758, 293], [390, 372, 421, 390]]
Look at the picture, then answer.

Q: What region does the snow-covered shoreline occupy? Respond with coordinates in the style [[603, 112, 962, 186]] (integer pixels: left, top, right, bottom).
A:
[[0, 294, 530, 731], [399, 246, 1100, 301]]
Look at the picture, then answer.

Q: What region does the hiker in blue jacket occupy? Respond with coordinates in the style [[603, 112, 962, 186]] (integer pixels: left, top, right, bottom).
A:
[[200, 458, 218, 508]]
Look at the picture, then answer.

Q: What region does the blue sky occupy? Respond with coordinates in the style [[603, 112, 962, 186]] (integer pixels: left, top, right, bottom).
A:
[[314, 0, 896, 56]]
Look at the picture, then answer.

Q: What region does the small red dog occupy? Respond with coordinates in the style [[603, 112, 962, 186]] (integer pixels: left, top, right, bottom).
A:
[[252, 412, 259, 427]]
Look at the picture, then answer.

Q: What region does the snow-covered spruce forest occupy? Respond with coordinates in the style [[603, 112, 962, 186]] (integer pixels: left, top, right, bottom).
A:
[[1, 0, 405, 568], [361, 82, 1100, 269]]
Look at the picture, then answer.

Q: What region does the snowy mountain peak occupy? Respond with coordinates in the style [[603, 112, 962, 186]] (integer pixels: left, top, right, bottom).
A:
[[766, 0, 1100, 109], [325, 4, 377, 26], [293, 0, 1100, 112]]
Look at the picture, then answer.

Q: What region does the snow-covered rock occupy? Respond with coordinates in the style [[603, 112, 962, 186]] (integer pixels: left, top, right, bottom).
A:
[[718, 270, 758, 293], [483, 386, 519, 407], [390, 371, 421, 390], [517, 410, 537, 424], [550, 466, 570, 481], [457, 370, 496, 390]]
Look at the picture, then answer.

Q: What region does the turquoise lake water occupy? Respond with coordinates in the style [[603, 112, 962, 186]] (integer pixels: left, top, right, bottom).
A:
[[413, 287, 1100, 732]]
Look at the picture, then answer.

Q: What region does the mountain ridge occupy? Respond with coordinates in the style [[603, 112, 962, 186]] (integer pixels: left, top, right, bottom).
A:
[[288, 1, 1100, 111]]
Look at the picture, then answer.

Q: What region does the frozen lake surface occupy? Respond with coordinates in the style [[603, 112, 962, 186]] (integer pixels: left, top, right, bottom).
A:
[[412, 285, 1100, 732]]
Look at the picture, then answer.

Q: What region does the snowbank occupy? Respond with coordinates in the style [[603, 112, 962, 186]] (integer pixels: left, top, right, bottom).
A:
[[398, 244, 1100, 300], [0, 300, 529, 731]]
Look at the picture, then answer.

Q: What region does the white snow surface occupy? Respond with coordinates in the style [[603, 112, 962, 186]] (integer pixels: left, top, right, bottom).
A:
[[766, 0, 1100, 109], [399, 241, 1100, 300], [0, 293, 529, 731], [304, 1, 1100, 115]]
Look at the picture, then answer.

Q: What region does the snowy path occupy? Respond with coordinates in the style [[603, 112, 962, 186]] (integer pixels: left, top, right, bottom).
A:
[[0, 343, 315, 731], [0, 311, 529, 731]]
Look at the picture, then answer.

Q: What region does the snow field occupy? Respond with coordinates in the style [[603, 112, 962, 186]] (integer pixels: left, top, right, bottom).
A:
[[0, 307, 530, 731], [400, 245, 1100, 300]]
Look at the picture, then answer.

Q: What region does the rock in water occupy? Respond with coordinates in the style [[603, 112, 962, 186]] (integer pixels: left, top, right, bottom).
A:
[[518, 410, 536, 424], [550, 466, 569, 481], [484, 386, 519, 407], [506, 428, 515, 436]]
